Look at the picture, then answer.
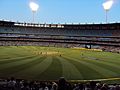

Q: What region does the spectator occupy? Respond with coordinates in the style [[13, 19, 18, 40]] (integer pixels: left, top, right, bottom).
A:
[[7, 77, 16, 90], [58, 77, 67, 90]]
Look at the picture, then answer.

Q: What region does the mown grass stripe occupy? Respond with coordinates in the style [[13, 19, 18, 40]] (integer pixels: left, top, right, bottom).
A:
[[0, 46, 34, 59], [36, 56, 62, 80], [0, 56, 46, 78], [96, 58, 120, 66], [56, 56, 83, 80], [0, 55, 32, 60], [62, 56, 104, 80], [0, 55, 37, 66], [81, 58, 120, 75], [80, 55, 120, 65], [13, 56, 53, 79], [63, 56, 118, 79], [72, 55, 120, 74], [0, 56, 42, 73]]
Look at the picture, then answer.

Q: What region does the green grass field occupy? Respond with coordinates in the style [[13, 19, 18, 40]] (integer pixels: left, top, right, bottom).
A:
[[0, 46, 120, 82]]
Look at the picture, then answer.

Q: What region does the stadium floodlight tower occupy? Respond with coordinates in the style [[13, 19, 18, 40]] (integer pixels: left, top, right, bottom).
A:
[[102, 0, 114, 23], [29, 1, 39, 23]]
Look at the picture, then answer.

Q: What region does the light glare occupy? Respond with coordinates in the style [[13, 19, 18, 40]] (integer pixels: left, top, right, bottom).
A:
[[29, 2, 39, 12], [102, 0, 114, 11]]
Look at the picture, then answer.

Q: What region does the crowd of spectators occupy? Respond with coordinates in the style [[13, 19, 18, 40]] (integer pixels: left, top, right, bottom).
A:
[[102, 46, 120, 53], [0, 39, 120, 54], [0, 25, 116, 36], [0, 77, 120, 90]]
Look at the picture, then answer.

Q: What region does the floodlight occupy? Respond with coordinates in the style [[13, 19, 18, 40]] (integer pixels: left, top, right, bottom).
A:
[[102, 0, 114, 23], [29, 2, 39, 22], [29, 2, 39, 12]]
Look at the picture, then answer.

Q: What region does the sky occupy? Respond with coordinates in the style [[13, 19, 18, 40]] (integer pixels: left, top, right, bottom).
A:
[[0, 0, 120, 24]]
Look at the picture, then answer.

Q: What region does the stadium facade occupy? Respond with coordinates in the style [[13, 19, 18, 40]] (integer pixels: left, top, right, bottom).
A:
[[0, 20, 120, 52]]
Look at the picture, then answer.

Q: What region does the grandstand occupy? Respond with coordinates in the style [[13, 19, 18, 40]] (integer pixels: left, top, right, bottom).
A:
[[0, 20, 120, 84], [0, 20, 120, 52]]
